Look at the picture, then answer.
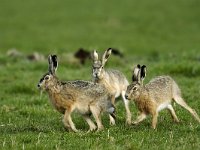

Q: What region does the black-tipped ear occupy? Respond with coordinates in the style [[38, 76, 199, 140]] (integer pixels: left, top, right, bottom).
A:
[[52, 55, 58, 71], [102, 48, 112, 66], [48, 55, 53, 73], [105, 48, 112, 59], [140, 65, 146, 79], [132, 64, 141, 82], [132, 75, 137, 82], [48, 55, 58, 75], [104, 48, 112, 60]]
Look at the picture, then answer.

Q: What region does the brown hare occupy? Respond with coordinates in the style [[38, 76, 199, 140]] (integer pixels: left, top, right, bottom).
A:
[[125, 64, 200, 129], [37, 55, 115, 132], [91, 48, 131, 125]]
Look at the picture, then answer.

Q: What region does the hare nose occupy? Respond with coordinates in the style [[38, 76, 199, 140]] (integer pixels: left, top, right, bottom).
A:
[[93, 72, 98, 77]]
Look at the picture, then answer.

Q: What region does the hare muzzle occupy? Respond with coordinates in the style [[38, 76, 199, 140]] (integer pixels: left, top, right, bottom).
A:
[[125, 94, 129, 100]]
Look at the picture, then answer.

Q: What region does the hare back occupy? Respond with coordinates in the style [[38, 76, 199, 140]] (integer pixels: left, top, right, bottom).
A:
[[145, 76, 174, 104], [61, 80, 109, 96], [60, 80, 112, 104]]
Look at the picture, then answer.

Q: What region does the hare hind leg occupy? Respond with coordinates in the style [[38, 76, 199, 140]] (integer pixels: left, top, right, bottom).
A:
[[173, 82, 200, 123], [109, 115, 116, 125], [83, 114, 97, 132], [132, 112, 147, 125], [109, 95, 116, 125], [167, 104, 179, 123], [173, 95, 200, 123]]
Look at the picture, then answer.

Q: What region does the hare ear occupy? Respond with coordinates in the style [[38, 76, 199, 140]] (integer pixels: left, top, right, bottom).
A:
[[141, 65, 146, 80], [52, 55, 58, 71], [48, 55, 58, 75], [139, 65, 146, 85], [92, 50, 99, 62], [48, 55, 53, 74], [102, 48, 112, 66], [132, 64, 141, 82]]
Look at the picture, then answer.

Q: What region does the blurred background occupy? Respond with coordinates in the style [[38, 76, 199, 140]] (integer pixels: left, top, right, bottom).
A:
[[1, 0, 200, 93], [1, 0, 200, 53]]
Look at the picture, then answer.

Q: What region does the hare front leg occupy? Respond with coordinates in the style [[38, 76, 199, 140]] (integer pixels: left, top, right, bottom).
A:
[[122, 91, 132, 125], [90, 105, 104, 131], [109, 95, 116, 125], [63, 110, 78, 132], [83, 114, 97, 132], [151, 111, 158, 129], [132, 112, 147, 125]]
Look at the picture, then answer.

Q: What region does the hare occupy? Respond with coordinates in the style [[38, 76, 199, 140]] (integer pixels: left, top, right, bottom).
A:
[[37, 55, 115, 132], [125, 64, 200, 129], [91, 48, 131, 125]]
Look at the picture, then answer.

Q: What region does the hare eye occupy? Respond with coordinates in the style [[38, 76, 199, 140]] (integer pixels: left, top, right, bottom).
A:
[[133, 87, 137, 91], [45, 76, 50, 80]]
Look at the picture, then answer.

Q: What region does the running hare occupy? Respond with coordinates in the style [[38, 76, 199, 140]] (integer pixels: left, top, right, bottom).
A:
[[91, 48, 131, 125], [37, 55, 115, 132], [125, 64, 200, 129]]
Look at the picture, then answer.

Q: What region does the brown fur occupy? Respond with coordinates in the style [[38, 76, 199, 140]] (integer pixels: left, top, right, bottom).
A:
[[126, 65, 200, 129], [38, 55, 115, 132]]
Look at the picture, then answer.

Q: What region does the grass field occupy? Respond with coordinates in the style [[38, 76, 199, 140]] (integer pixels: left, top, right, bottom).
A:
[[0, 0, 200, 149]]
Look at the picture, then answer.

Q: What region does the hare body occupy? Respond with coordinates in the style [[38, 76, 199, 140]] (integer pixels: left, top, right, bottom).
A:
[[125, 65, 200, 129], [94, 69, 129, 98], [92, 48, 131, 125], [38, 55, 115, 132]]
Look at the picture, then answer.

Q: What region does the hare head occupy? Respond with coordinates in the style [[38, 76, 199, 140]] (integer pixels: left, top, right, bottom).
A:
[[37, 55, 58, 91], [91, 48, 112, 80], [125, 64, 146, 100]]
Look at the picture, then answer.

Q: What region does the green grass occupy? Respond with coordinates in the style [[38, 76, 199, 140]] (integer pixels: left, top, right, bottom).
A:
[[0, 0, 200, 149]]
